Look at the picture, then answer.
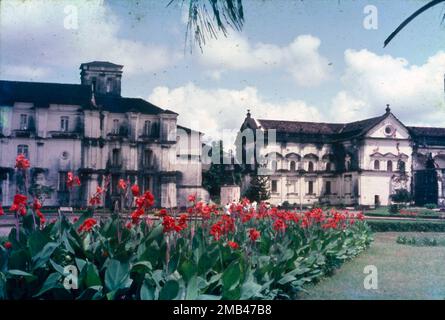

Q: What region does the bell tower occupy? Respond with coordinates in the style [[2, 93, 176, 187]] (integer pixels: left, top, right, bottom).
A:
[[80, 61, 123, 96]]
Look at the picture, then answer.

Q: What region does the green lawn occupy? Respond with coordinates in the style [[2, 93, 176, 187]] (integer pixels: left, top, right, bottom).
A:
[[300, 232, 445, 300]]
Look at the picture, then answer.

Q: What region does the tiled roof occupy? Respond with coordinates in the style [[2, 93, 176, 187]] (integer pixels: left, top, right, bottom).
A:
[[257, 114, 386, 139], [95, 95, 176, 115], [338, 116, 384, 135], [0, 80, 174, 115], [258, 119, 343, 135], [408, 126, 445, 137], [0, 80, 93, 107]]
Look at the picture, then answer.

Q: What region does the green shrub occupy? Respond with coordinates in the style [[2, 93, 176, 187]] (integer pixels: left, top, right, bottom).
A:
[[424, 203, 438, 210], [389, 204, 400, 214], [368, 220, 445, 232], [390, 188, 411, 203], [396, 235, 442, 246], [281, 201, 291, 209]]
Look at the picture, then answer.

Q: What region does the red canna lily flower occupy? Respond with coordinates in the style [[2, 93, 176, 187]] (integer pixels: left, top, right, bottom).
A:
[[78, 218, 97, 232], [273, 219, 287, 232], [33, 198, 42, 210], [159, 208, 168, 216], [131, 184, 140, 197], [36, 210, 46, 225], [89, 186, 104, 206], [242, 212, 253, 223], [227, 241, 239, 249], [200, 205, 211, 219], [4, 242, 12, 250], [67, 172, 81, 189], [210, 223, 223, 241], [178, 214, 188, 230], [13, 194, 27, 206], [130, 208, 144, 224], [135, 191, 155, 209], [0, 203, 4, 216], [187, 194, 196, 203], [125, 221, 132, 229], [10, 194, 27, 216], [162, 215, 177, 233], [118, 179, 127, 191], [15, 154, 30, 169], [249, 228, 260, 241]]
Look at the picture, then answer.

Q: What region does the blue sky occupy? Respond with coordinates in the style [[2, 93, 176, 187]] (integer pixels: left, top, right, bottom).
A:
[[2, 0, 445, 142]]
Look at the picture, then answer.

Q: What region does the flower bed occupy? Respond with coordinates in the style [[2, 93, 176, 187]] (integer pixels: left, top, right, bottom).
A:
[[0, 202, 371, 300], [0, 155, 372, 300]]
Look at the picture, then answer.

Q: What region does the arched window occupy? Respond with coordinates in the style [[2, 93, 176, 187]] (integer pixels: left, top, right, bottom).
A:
[[326, 162, 332, 172], [290, 161, 296, 171], [271, 160, 278, 172], [374, 160, 380, 170], [308, 161, 314, 172], [387, 160, 393, 172]]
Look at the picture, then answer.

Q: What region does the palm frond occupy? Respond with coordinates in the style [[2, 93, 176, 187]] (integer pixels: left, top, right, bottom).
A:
[[168, 0, 245, 52], [384, 0, 445, 47]]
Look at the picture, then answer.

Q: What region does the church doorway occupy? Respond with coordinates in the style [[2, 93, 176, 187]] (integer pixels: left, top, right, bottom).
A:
[[374, 195, 380, 207]]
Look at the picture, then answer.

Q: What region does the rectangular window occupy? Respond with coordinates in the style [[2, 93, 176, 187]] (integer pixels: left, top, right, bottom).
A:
[[112, 119, 119, 134], [144, 120, 151, 136], [59, 172, 67, 191], [271, 180, 278, 193], [112, 149, 121, 166], [20, 114, 28, 130], [151, 122, 159, 138], [61, 116, 69, 132], [308, 181, 314, 195], [143, 149, 153, 167], [344, 175, 352, 195], [325, 181, 331, 195], [111, 175, 119, 194], [17, 145, 29, 158], [374, 195, 380, 206], [144, 176, 151, 192], [106, 78, 112, 93]]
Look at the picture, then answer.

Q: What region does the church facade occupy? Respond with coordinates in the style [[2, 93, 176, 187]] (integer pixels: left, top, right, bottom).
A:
[[0, 61, 207, 208], [239, 106, 445, 207]]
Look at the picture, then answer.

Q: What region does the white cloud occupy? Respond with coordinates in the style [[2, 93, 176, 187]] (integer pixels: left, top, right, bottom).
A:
[[330, 91, 367, 123], [0, 0, 178, 78], [149, 49, 445, 147], [198, 33, 331, 87], [148, 83, 322, 145], [0, 65, 52, 81], [330, 49, 445, 126]]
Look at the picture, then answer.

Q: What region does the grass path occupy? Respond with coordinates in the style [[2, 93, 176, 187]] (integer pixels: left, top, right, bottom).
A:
[[300, 232, 445, 300]]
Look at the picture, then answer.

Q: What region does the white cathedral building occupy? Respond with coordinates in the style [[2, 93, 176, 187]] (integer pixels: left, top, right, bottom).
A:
[[0, 61, 207, 208], [239, 106, 445, 207]]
